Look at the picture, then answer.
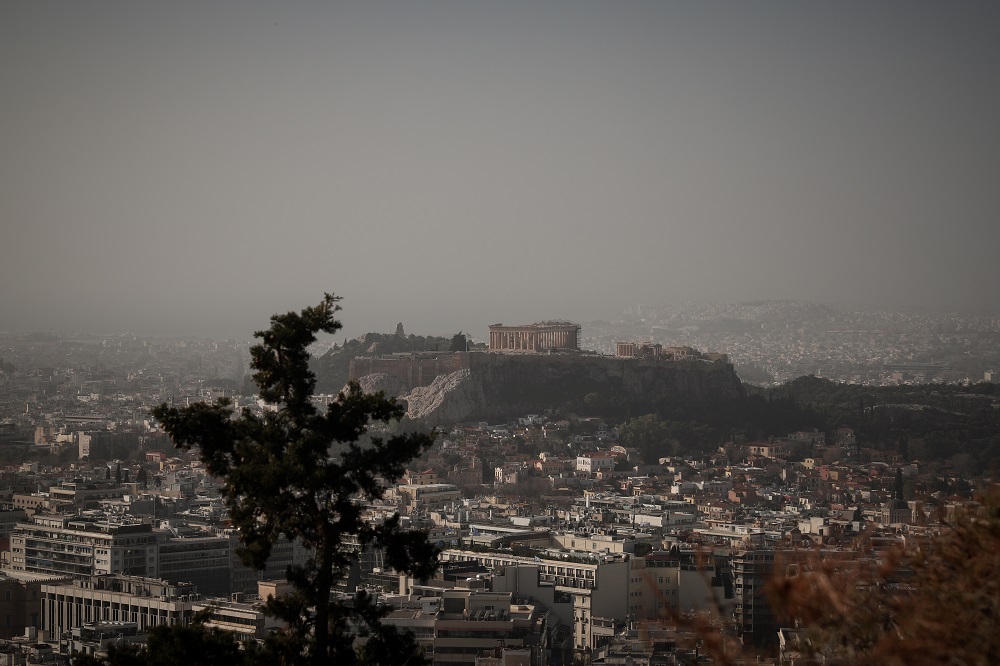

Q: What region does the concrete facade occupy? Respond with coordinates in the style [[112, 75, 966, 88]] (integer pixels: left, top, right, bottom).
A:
[[10, 515, 158, 578], [40, 575, 198, 641], [440, 549, 628, 651]]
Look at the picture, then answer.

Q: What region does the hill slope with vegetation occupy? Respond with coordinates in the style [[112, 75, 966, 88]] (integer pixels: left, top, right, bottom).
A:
[[312, 326, 454, 393]]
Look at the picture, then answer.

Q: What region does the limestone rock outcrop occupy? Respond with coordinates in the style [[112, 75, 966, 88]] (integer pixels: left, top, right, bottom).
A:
[[351, 372, 409, 399], [347, 352, 745, 426], [402, 369, 484, 423]]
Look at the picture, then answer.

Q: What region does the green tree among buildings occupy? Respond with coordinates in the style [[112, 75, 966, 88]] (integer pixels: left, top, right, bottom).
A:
[[137, 294, 438, 665]]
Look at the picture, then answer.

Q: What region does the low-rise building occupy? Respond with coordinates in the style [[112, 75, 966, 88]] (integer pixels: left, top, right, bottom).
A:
[[399, 484, 462, 512], [576, 453, 615, 475], [440, 549, 628, 651], [40, 575, 199, 642]]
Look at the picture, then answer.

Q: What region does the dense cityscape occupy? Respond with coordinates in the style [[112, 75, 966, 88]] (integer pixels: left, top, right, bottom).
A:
[[0, 301, 997, 664], [5, 2, 999, 662]]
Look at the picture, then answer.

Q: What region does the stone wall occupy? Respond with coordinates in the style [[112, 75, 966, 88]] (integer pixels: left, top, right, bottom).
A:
[[349, 350, 746, 425], [348, 352, 470, 389]]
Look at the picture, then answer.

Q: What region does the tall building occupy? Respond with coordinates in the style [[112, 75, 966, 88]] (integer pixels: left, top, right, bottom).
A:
[[156, 534, 232, 597], [229, 531, 310, 595], [731, 550, 777, 647], [10, 515, 158, 578], [11, 514, 308, 598], [638, 551, 727, 620]]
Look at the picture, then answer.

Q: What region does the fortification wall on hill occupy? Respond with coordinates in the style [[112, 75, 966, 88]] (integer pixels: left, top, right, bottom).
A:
[[349, 350, 744, 424], [349, 352, 470, 389], [350, 350, 738, 394], [466, 349, 735, 374], [464, 351, 744, 412]]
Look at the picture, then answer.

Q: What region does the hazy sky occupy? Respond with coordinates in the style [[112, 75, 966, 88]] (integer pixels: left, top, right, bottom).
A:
[[3, 1, 999, 340]]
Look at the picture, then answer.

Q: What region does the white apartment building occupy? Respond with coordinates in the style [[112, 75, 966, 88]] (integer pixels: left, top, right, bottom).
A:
[[440, 549, 628, 651], [10, 515, 158, 578], [11, 514, 307, 598], [576, 453, 615, 475]]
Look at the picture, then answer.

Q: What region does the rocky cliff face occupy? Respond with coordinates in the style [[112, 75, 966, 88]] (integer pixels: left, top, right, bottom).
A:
[[313, 331, 453, 393], [348, 352, 746, 426], [403, 369, 486, 423]]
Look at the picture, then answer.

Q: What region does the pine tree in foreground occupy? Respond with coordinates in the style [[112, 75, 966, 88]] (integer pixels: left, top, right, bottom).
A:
[[148, 294, 438, 665]]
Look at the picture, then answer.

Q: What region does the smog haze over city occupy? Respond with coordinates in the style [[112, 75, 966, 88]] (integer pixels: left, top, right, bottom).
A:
[[3, 1, 999, 341]]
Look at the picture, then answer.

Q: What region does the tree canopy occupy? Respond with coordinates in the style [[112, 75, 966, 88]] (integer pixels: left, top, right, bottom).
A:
[[73, 611, 248, 666], [449, 331, 467, 352], [150, 294, 438, 665], [762, 492, 1000, 665]]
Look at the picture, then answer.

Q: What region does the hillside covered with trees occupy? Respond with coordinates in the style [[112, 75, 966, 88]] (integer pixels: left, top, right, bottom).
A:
[[607, 375, 1000, 470]]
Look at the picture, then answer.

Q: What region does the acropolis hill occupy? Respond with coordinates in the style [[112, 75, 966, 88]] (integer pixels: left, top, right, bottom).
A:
[[320, 322, 745, 425]]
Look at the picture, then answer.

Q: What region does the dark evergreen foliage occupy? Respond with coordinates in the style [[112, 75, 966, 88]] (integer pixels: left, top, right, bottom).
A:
[[605, 375, 1000, 468], [73, 610, 252, 666], [147, 294, 438, 665], [449, 331, 467, 352]]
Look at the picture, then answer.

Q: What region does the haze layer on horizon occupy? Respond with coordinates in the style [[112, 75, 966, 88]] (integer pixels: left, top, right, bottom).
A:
[[3, 1, 998, 340]]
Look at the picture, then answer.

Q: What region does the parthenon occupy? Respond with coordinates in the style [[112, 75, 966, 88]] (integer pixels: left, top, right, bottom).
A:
[[488, 321, 581, 352]]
